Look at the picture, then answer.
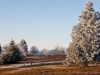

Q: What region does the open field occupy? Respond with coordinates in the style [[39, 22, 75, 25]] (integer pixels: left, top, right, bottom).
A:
[[19, 55, 66, 63], [1, 55, 100, 75], [1, 65, 100, 75]]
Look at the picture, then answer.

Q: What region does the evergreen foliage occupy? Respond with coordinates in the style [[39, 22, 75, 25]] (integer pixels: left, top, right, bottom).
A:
[[0, 40, 21, 64], [19, 39, 28, 55], [65, 1, 100, 66]]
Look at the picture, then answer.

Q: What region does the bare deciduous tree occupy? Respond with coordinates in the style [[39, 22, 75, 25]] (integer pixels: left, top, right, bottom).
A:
[[30, 46, 38, 55], [51, 45, 66, 55]]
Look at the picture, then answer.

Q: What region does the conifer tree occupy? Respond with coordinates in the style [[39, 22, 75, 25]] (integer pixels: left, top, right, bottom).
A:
[[65, 1, 100, 66], [19, 39, 28, 54], [3, 39, 20, 64]]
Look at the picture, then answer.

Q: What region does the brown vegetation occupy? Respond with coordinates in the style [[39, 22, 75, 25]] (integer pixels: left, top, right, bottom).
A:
[[19, 55, 66, 63], [0, 55, 100, 75], [1, 65, 100, 75]]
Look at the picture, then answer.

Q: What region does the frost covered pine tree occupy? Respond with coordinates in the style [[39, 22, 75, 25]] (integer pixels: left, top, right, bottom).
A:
[[65, 1, 100, 66], [16, 39, 28, 57], [19, 39, 28, 54], [2, 39, 21, 64]]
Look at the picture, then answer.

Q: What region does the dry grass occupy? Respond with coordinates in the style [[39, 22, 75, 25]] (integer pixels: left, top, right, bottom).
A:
[[1, 65, 100, 75], [19, 55, 66, 63], [0, 55, 100, 75]]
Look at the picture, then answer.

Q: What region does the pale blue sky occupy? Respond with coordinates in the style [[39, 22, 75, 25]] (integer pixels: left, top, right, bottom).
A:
[[0, 0, 99, 50]]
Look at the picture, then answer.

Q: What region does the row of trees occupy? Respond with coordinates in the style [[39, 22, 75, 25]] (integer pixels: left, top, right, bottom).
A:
[[0, 39, 66, 64], [0, 39, 28, 64], [30, 45, 66, 56]]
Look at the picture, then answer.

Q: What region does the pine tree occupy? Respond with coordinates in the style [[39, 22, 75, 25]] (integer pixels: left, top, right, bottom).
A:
[[19, 39, 28, 54], [3, 39, 20, 64], [65, 1, 100, 66]]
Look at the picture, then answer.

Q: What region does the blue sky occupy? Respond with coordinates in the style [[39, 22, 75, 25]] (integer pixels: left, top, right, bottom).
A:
[[0, 0, 99, 50]]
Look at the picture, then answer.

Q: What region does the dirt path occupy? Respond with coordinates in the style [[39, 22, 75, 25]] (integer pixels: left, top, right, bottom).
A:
[[0, 61, 63, 69]]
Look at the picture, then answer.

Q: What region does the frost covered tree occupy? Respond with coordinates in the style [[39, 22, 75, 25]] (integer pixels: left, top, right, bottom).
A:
[[16, 39, 28, 57], [19, 39, 28, 52], [1, 44, 9, 52], [30, 46, 38, 55], [0, 44, 1, 53], [52, 45, 66, 55], [65, 1, 100, 66], [0, 39, 28, 64], [1, 39, 20, 64], [42, 48, 48, 56]]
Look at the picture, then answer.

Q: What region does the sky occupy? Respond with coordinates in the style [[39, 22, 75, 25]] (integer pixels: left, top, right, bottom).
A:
[[0, 0, 100, 50]]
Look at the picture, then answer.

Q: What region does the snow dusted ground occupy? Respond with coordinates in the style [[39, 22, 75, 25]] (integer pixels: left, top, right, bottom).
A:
[[0, 61, 63, 68]]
